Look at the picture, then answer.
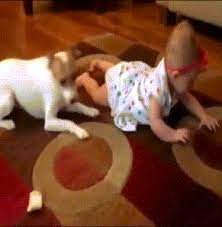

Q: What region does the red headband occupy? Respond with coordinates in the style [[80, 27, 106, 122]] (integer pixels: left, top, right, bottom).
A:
[[166, 47, 208, 75]]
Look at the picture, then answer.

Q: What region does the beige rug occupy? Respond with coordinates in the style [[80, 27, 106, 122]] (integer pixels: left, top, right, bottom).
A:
[[32, 122, 133, 225]]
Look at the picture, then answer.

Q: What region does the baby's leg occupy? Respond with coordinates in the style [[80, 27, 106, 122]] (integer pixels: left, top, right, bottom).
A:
[[75, 72, 109, 106], [0, 89, 15, 130]]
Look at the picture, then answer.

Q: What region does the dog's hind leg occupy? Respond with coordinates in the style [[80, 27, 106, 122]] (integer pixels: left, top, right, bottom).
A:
[[0, 88, 15, 130]]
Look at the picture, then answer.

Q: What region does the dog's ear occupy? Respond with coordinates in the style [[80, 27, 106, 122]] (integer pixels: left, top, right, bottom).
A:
[[48, 54, 65, 82]]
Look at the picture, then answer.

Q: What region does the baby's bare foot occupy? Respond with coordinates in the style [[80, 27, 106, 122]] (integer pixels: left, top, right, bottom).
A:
[[75, 72, 90, 88]]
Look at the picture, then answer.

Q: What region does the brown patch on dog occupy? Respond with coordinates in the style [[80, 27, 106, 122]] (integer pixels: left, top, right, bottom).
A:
[[48, 47, 82, 83]]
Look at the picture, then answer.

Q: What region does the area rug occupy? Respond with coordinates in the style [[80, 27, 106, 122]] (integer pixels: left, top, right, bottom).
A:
[[125, 137, 222, 227], [0, 33, 222, 226], [0, 152, 59, 226], [172, 107, 222, 199], [0, 153, 30, 226], [32, 122, 133, 224]]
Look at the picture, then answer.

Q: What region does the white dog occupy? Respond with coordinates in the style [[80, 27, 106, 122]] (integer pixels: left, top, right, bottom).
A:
[[0, 48, 99, 139]]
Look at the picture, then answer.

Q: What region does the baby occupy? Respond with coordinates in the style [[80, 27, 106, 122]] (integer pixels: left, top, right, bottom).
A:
[[75, 21, 219, 143]]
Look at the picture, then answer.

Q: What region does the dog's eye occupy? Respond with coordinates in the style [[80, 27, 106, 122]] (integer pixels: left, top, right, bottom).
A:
[[60, 79, 66, 85], [70, 98, 75, 104]]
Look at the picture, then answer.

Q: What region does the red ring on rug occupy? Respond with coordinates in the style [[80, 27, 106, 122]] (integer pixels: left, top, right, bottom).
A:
[[54, 137, 112, 191]]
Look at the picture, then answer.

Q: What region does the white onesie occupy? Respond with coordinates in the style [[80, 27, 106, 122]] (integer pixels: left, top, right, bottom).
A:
[[105, 58, 175, 131]]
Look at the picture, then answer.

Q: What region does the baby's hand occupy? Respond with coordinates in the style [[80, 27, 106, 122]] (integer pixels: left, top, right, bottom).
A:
[[89, 59, 100, 73], [199, 113, 219, 132], [174, 128, 191, 144], [89, 59, 114, 73]]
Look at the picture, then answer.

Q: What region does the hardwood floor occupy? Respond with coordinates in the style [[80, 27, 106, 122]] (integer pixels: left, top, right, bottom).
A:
[[0, 1, 221, 71]]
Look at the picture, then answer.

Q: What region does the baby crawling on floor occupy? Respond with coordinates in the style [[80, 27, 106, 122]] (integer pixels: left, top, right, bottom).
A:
[[75, 21, 219, 143]]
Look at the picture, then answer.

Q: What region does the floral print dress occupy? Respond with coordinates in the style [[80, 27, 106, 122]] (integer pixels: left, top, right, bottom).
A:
[[105, 58, 174, 131]]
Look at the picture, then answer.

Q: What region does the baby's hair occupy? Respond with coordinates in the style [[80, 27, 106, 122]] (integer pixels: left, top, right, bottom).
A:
[[165, 20, 200, 69]]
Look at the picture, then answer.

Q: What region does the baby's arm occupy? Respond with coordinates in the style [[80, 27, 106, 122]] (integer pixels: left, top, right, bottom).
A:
[[89, 59, 115, 73], [149, 97, 190, 143], [179, 92, 219, 131]]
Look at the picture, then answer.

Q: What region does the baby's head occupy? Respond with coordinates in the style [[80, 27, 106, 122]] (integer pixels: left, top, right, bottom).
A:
[[165, 21, 208, 95]]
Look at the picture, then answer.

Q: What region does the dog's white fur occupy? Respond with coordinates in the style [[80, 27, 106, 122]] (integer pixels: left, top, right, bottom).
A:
[[0, 52, 99, 139]]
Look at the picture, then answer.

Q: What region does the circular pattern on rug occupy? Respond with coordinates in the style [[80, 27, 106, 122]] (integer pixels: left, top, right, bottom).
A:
[[172, 106, 222, 197], [193, 121, 222, 170], [32, 122, 132, 215], [54, 137, 112, 190]]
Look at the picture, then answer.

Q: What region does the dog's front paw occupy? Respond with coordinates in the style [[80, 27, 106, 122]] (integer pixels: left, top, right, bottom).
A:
[[76, 128, 90, 140], [87, 108, 100, 118]]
